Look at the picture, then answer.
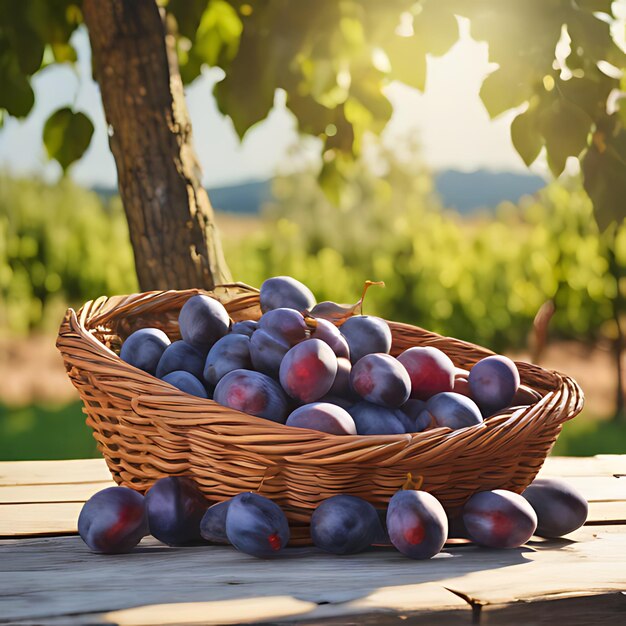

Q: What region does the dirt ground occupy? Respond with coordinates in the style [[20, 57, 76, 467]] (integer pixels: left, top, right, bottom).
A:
[[0, 334, 621, 419]]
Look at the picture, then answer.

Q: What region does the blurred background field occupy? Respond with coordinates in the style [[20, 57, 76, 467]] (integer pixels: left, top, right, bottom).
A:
[[1, 154, 624, 459]]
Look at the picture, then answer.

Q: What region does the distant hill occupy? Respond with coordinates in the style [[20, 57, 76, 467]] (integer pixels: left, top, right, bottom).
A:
[[434, 170, 546, 213], [94, 170, 546, 215]]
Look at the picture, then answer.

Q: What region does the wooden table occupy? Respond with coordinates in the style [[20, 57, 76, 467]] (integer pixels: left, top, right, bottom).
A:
[[1, 456, 625, 625]]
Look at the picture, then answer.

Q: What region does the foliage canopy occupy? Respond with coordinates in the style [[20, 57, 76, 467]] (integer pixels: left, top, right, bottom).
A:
[[1, 0, 625, 228]]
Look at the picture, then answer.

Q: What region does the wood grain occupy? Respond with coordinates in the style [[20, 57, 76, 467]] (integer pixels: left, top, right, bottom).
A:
[[1, 527, 624, 624]]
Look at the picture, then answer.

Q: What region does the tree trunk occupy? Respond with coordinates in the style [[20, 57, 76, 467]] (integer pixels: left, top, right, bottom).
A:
[[83, 0, 231, 292]]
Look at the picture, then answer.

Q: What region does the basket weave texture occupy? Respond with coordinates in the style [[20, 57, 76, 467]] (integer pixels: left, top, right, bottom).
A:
[[57, 285, 584, 545]]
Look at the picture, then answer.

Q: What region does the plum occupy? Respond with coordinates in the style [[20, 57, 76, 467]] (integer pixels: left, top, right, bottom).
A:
[[162, 370, 208, 398], [340, 316, 392, 364], [178, 294, 230, 352], [453, 375, 472, 398], [279, 338, 338, 403], [522, 478, 588, 538], [203, 334, 252, 386], [512, 384, 543, 406], [317, 395, 355, 411], [469, 355, 520, 416], [397, 346, 455, 400], [399, 399, 430, 432], [231, 320, 258, 337], [120, 328, 170, 375], [225, 492, 290, 558], [200, 500, 231, 544], [214, 369, 289, 423], [156, 340, 205, 380], [310, 495, 379, 554], [424, 392, 483, 430], [258, 308, 308, 345], [145, 476, 208, 546], [249, 328, 290, 377], [286, 402, 357, 435], [462, 489, 537, 548], [78, 486, 148, 554], [350, 353, 411, 408], [327, 357, 354, 398], [310, 318, 350, 359], [348, 401, 406, 435], [386, 490, 448, 559], [260, 276, 316, 313]]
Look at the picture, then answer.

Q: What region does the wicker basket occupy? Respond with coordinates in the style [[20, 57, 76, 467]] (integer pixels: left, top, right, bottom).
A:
[[56, 284, 584, 545]]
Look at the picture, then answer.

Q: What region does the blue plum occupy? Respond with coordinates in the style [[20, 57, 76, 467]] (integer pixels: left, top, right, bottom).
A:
[[145, 476, 208, 546], [340, 316, 392, 364], [286, 402, 357, 435], [328, 357, 354, 398], [462, 489, 537, 548], [310, 495, 379, 555], [317, 395, 355, 411], [424, 392, 483, 430], [399, 399, 430, 432], [231, 320, 258, 337], [348, 401, 406, 435], [258, 308, 308, 345], [386, 490, 448, 559], [225, 492, 290, 558], [260, 276, 316, 313], [156, 340, 205, 380], [162, 371, 208, 398], [310, 318, 350, 359], [350, 353, 411, 408], [522, 478, 588, 538], [397, 347, 455, 400], [120, 328, 170, 375], [469, 355, 520, 416], [214, 369, 289, 423], [203, 333, 252, 386], [178, 294, 230, 352], [279, 339, 338, 403], [200, 500, 231, 544], [78, 487, 148, 554], [249, 328, 290, 377]]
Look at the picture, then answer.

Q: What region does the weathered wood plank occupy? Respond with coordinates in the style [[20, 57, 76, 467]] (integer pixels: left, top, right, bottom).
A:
[[0, 502, 83, 537], [541, 455, 626, 477], [0, 459, 112, 486], [1, 526, 624, 624], [0, 481, 116, 504]]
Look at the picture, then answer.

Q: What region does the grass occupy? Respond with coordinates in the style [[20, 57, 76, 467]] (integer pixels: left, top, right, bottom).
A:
[[0, 402, 99, 461], [1, 402, 624, 461]]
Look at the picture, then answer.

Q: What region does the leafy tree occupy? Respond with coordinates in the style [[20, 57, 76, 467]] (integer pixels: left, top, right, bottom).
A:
[[1, 1, 624, 411]]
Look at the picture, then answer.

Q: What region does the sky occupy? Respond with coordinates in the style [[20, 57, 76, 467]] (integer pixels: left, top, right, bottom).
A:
[[0, 21, 544, 189]]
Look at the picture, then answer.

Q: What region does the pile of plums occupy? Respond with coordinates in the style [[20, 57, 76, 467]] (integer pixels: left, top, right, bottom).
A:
[[78, 475, 588, 559], [120, 275, 539, 435]]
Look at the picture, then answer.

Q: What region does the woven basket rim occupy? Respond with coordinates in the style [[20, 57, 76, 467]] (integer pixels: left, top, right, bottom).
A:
[[57, 286, 585, 450]]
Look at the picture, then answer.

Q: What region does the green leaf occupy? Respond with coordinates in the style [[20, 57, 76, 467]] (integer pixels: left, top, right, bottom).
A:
[[511, 108, 543, 166], [0, 38, 35, 117], [539, 98, 592, 176], [386, 34, 427, 91], [582, 124, 626, 231], [168, 0, 208, 39], [51, 42, 77, 63], [413, 1, 459, 57], [194, 0, 242, 67], [43, 108, 94, 171], [480, 66, 534, 118]]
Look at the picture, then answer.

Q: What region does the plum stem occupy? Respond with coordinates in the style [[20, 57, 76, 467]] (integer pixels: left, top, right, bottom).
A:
[[402, 472, 424, 491]]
